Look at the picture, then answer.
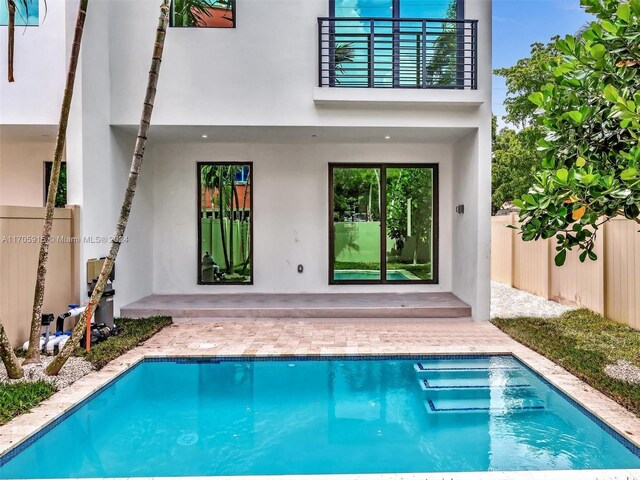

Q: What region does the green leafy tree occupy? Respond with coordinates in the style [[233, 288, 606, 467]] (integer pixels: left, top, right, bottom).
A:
[[491, 39, 562, 212], [492, 127, 539, 214], [514, 0, 640, 266]]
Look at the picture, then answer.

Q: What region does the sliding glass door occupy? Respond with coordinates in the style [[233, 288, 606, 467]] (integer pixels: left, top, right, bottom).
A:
[[329, 164, 438, 284]]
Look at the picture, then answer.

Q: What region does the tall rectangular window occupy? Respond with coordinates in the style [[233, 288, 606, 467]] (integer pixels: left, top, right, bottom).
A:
[[171, 0, 235, 28], [330, 164, 438, 284], [198, 162, 252, 285], [0, 0, 39, 26]]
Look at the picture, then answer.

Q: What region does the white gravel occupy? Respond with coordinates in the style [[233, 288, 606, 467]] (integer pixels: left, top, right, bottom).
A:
[[605, 360, 640, 385], [0, 356, 94, 390], [491, 281, 575, 319]]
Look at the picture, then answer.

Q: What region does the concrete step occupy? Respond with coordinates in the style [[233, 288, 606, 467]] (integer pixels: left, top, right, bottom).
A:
[[120, 292, 472, 319]]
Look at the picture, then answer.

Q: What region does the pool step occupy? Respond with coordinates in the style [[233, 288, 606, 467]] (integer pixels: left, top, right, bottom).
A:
[[414, 359, 522, 373], [418, 378, 531, 392], [424, 396, 545, 414]]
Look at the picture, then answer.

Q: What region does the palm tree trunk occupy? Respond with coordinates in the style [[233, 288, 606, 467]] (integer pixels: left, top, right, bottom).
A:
[[46, 0, 171, 376], [24, 0, 89, 365], [218, 170, 231, 271], [7, 0, 15, 82], [229, 167, 235, 274], [0, 321, 23, 379]]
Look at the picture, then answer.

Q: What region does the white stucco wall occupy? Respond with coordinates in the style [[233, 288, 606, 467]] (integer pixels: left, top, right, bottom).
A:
[[0, 0, 66, 125], [108, 0, 492, 129], [148, 141, 454, 295]]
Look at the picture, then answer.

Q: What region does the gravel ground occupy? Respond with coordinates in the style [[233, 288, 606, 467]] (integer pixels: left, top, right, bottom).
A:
[[0, 356, 94, 390], [491, 281, 575, 319], [605, 360, 640, 385]]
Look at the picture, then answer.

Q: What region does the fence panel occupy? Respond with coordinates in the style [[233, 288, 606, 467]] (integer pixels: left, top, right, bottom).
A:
[[605, 218, 640, 330], [0, 206, 79, 347], [492, 215, 639, 329], [491, 214, 513, 285]]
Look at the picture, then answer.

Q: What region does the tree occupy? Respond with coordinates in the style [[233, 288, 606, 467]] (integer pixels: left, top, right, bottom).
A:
[[514, 0, 640, 266], [6, 0, 39, 82], [24, 0, 88, 365], [494, 40, 561, 128], [46, 0, 172, 375], [0, 322, 23, 379], [492, 127, 539, 214], [491, 39, 561, 212]]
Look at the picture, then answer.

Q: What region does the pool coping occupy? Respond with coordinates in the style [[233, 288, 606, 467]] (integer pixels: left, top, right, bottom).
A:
[[2, 345, 640, 480]]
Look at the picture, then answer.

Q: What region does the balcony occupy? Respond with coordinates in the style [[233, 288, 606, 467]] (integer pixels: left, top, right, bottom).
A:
[[317, 17, 478, 90]]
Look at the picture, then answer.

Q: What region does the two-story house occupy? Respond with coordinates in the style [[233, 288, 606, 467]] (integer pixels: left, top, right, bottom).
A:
[[1, 0, 491, 331]]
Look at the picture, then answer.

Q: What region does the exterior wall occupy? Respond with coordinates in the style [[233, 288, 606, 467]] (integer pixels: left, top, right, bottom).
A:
[[0, 0, 67, 125], [108, 0, 492, 129], [0, 139, 55, 207], [150, 142, 454, 295]]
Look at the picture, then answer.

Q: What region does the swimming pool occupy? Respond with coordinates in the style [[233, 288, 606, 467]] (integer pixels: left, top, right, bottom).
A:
[[334, 269, 419, 281], [1, 355, 640, 478]]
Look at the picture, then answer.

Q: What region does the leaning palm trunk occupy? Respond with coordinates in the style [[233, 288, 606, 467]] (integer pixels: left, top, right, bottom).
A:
[[24, 0, 89, 365], [7, 0, 15, 82], [0, 321, 23, 379], [46, 0, 171, 376]]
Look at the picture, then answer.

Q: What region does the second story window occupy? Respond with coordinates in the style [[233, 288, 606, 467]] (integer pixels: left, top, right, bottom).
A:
[[0, 0, 39, 26], [171, 0, 236, 28]]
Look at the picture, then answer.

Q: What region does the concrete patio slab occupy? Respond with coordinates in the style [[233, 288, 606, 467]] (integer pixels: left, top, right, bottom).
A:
[[121, 292, 472, 319]]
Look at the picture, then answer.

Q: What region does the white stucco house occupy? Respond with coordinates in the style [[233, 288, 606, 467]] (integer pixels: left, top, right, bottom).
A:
[[0, 0, 492, 327]]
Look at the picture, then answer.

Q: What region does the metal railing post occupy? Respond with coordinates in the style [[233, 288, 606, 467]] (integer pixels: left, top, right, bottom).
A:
[[368, 19, 375, 87], [421, 20, 427, 89]]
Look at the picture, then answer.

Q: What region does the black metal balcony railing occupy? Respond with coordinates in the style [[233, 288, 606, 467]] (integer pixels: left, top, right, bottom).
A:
[[317, 17, 478, 89]]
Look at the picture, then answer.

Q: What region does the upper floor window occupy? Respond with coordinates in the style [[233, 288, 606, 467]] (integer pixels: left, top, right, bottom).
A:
[[332, 0, 462, 20], [0, 0, 39, 26], [171, 0, 236, 28]]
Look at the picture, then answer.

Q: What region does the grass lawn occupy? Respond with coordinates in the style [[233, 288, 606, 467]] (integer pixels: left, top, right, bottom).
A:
[[492, 309, 640, 416], [0, 381, 55, 426], [77, 316, 172, 369]]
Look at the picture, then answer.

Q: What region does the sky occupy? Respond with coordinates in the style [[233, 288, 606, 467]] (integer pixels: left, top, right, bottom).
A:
[[493, 0, 593, 123]]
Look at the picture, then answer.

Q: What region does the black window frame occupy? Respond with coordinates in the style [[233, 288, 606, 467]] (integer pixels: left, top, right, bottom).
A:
[[197, 161, 254, 286], [328, 163, 439, 285]]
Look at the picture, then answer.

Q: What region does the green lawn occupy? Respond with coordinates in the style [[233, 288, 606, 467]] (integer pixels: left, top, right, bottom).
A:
[[77, 316, 172, 369], [0, 381, 55, 426], [492, 309, 640, 416]]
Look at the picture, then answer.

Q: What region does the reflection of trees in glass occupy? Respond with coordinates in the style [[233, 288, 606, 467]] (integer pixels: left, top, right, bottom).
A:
[[425, 0, 458, 87], [386, 168, 433, 265], [333, 168, 380, 222], [200, 164, 251, 283], [173, 0, 234, 27]]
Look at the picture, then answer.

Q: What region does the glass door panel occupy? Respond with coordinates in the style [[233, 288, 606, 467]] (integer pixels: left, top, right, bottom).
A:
[[331, 167, 382, 282], [385, 167, 434, 281]]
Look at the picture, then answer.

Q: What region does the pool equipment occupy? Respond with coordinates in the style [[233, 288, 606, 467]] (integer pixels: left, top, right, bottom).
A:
[[86, 258, 116, 329], [56, 305, 87, 332], [80, 322, 118, 349]]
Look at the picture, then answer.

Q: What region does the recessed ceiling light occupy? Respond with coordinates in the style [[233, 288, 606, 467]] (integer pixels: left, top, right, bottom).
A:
[[201, 134, 208, 139], [385, 136, 391, 140]]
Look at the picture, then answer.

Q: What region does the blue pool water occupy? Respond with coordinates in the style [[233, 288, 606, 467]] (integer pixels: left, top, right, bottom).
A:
[[2, 355, 640, 478], [334, 269, 415, 281]]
